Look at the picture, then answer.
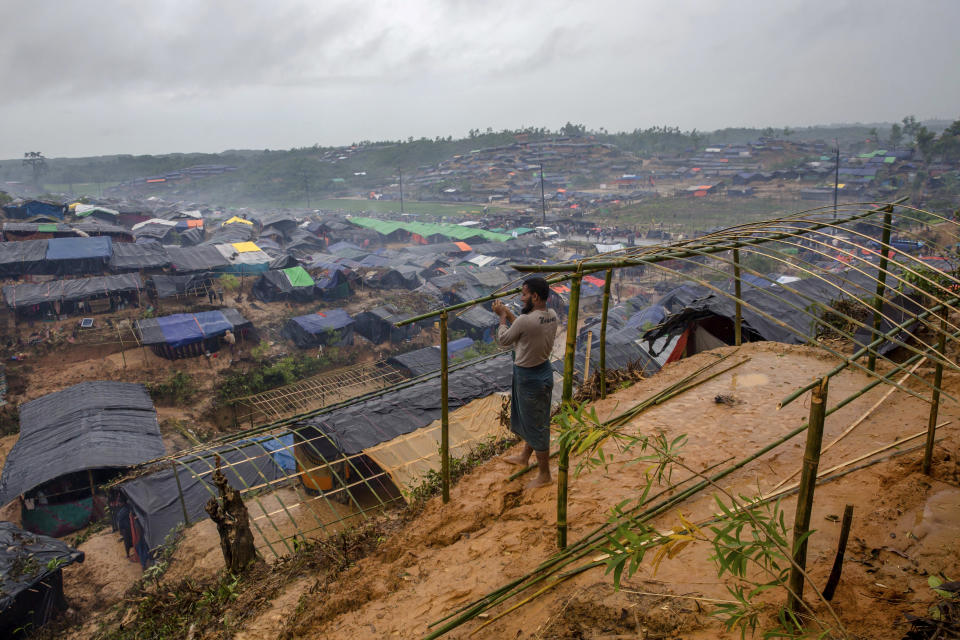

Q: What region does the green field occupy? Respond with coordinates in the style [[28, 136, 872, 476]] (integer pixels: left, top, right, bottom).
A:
[[40, 182, 121, 199]]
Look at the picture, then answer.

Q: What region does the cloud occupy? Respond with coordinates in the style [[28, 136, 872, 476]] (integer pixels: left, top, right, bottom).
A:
[[0, 0, 958, 158]]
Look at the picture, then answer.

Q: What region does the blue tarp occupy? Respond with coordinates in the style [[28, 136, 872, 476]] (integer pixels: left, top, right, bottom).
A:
[[45, 236, 112, 260], [251, 434, 296, 471], [137, 311, 234, 348], [292, 309, 353, 333]]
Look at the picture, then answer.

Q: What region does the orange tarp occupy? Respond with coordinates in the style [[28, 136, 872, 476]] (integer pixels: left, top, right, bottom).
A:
[[454, 241, 472, 252]]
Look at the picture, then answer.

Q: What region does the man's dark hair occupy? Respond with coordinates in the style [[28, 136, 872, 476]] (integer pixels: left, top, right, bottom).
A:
[[523, 276, 550, 302]]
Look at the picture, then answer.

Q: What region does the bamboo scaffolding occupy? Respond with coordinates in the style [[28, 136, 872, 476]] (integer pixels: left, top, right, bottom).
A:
[[440, 310, 450, 503], [557, 273, 582, 550], [923, 313, 948, 475], [599, 270, 612, 398]]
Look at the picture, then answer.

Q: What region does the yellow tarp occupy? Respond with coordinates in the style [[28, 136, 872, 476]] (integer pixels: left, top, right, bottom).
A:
[[223, 216, 254, 226], [364, 394, 509, 499], [231, 241, 261, 253]]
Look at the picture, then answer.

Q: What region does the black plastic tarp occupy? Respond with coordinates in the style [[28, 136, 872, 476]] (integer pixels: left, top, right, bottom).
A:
[[555, 328, 661, 382], [109, 242, 170, 271], [2, 273, 143, 309], [354, 305, 415, 344], [148, 273, 215, 299], [0, 522, 84, 635], [282, 309, 354, 348], [293, 353, 513, 455], [386, 347, 442, 377], [644, 268, 924, 356], [0, 239, 49, 277], [166, 245, 230, 272], [0, 382, 165, 505], [120, 441, 285, 550]]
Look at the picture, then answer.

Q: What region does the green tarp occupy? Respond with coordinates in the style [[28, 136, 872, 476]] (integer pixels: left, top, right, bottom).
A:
[[283, 265, 315, 288], [37, 223, 59, 232], [348, 217, 511, 242]]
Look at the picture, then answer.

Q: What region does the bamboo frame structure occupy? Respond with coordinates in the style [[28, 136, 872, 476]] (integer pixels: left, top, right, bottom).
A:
[[412, 201, 960, 637], [557, 273, 582, 550], [599, 269, 613, 398], [440, 310, 450, 503]]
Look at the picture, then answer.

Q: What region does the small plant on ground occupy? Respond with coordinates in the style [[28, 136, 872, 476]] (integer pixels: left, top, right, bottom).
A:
[[146, 370, 197, 404]]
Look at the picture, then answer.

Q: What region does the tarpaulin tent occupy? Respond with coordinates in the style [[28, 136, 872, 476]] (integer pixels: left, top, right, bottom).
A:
[[386, 338, 473, 377], [0, 382, 165, 536], [109, 242, 170, 271], [644, 268, 924, 359], [166, 245, 231, 273], [2, 200, 67, 220], [43, 236, 112, 275], [555, 327, 661, 384], [315, 268, 352, 301], [137, 309, 252, 359], [214, 243, 273, 275], [147, 273, 215, 300], [353, 305, 418, 345], [282, 309, 355, 348], [120, 441, 285, 551], [251, 266, 316, 303], [2, 273, 142, 313], [449, 305, 499, 342], [0, 239, 48, 277], [0, 522, 84, 637]]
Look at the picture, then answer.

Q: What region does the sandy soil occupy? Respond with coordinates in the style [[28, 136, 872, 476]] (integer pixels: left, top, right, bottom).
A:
[[238, 342, 960, 639]]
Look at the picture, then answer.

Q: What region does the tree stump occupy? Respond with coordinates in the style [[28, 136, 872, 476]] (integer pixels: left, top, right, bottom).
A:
[[205, 465, 259, 574]]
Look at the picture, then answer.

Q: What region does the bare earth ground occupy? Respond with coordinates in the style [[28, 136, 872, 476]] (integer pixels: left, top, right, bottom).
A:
[[212, 342, 959, 640]]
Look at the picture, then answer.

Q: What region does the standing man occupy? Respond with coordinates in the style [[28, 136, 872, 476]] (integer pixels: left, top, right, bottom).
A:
[[492, 276, 558, 489]]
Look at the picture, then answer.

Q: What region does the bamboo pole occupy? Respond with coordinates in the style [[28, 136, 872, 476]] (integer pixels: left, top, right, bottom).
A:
[[583, 331, 592, 383], [788, 376, 828, 614], [733, 248, 742, 346], [172, 460, 191, 526], [558, 273, 582, 550], [599, 270, 612, 399], [115, 323, 127, 369], [440, 310, 450, 503], [868, 208, 894, 372], [923, 313, 948, 475]]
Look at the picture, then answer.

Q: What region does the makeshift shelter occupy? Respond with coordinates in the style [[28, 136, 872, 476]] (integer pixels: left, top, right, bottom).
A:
[[314, 268, 352, 301], [354, 305, 418, 344], [0, 382, 165, 537], [283, 309, 355, 348], [43, 236, 112, 275], [109, 241, 170, 271], [386, 338, 474, 377], [365, 265, 421, 290], [0, 522, 84, 638], [2, 273, 142, 318], [252, 267, 316, 302], [2, 222, 74, 241], [2, 200, 66, 220], [292, 353, 512, 495], [0, 239, 48, 277], [449, 305, 499, 342], [214, 242, 273, 275], [643, 268, 924, 360], [119, 439, 286, 552], [166, 245, 231, 273], [133, 222, 180, 244], [137, 309, 253, 359], [147, 273, 216, 301]]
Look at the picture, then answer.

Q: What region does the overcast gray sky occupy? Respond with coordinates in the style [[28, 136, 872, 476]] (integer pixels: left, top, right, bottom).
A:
[[1, 0, 958, 160]]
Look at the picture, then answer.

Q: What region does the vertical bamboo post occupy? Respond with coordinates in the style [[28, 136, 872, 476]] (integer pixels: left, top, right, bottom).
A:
[[115, 323, 127, 369], [787, 376, 828, 614], [558, 273, 582, 550], [440, 310, 450, 504], [599, 269, 612, 398], [172, 460, 191, 526], [868, 207, 894, 372], [583, 331, 593, 383], [733, 249, 742, 346], [922, 314, 948, 475]]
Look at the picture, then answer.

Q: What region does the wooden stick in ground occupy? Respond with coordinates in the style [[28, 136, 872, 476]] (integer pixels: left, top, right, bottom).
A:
[[822, 504, 854, 601], [787, 376, 828, 614], [599, 269, 612, 399], [769, 359, 923, 492], [583, 331, 592, 384], [440, 310, 450, 503], [557, 273, 582, 550], [923, 314, 948, 475]]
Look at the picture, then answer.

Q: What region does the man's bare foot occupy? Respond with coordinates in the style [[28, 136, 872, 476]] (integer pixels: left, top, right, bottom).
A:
[[501, 455, 529, 466], [525, 474, 552, 489]]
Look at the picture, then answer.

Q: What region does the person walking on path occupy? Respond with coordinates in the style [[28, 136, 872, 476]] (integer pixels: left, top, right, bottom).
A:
[[223, 329, 236, 356], [492, 276, 558, 489]]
